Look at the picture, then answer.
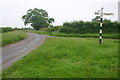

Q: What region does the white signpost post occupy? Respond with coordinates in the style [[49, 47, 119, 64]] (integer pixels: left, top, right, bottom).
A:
[[95, 7, 113, 44]]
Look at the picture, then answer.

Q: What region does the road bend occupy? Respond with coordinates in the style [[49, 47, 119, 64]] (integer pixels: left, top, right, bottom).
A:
[[0, 33, 50, 70]]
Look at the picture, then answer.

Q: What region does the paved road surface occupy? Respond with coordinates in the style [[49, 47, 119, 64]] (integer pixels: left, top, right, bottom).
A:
[[0, 33, 50, 70]]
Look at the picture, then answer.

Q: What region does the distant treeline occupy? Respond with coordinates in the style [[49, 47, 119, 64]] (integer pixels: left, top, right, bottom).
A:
[[58, 20, 119, 34], [1, 19, 119, 34], [0, 27, 32, 33], [0, 27, 13, 33]]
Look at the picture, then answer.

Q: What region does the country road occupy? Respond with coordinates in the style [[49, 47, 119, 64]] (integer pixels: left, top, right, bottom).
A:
[[0, 33, 50, 70]]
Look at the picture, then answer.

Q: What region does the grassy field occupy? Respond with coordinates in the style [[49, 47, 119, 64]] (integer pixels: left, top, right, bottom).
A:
[[2, 37, 118, 78], [0, 31, 28, 46], [0, 33, 1, 47], [32, 30, 118, 39]]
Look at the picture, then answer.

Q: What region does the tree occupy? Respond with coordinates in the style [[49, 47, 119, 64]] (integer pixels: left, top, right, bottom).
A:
[[92, 16, 101, 22], [48, 18, 55, 28], [22, 8, 54, 30]]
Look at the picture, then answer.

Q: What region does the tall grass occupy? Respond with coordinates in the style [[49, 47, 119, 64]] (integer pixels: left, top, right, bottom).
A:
[[1, 31, 28, 46], [0, 33, 1, 79], [32, 30, 118, 39], [2, 37, 118, 78], [0, 33, 2, 47]]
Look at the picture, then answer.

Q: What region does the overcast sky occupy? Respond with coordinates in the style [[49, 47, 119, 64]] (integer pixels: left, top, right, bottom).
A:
[[0, 0, 119, 28]]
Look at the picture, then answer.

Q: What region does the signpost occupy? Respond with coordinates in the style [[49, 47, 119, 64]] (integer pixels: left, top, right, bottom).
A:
[[95, 7, 113, 44]]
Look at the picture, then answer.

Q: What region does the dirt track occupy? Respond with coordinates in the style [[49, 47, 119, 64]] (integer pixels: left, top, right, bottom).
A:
[[1, 33, 50, 70]]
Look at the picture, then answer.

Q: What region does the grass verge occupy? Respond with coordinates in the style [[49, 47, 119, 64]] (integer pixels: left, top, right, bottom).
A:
[[1, 31, 28, 47], [2, 37, 118, 78], [32, 30, 118, 39]]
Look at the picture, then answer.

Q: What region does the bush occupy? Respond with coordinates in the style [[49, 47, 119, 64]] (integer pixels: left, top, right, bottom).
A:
[[0, 27, 13, 33], [47, 26, 63, 32], [59, 20, 119, 34]]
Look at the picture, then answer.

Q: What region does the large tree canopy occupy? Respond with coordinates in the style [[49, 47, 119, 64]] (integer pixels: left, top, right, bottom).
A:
[[22, 8, 54, 30]]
